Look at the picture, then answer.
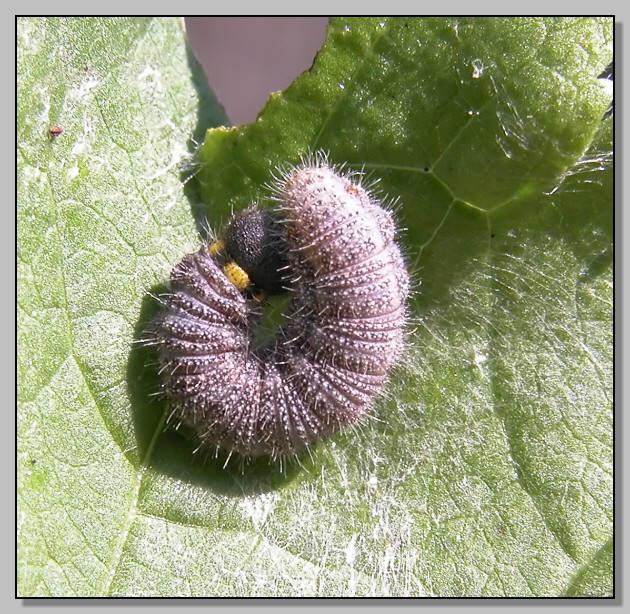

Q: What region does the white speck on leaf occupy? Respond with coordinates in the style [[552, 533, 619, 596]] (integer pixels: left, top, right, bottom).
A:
[[471, 59, 485, 79], [71, 77, 100, 99], [240, 493, 279, 531], [67, 163, 79, 180], [344, 534, 357, 565]]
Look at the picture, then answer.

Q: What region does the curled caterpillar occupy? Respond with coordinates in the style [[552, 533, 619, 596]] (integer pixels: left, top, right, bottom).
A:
[[152, 158, 410, 459]]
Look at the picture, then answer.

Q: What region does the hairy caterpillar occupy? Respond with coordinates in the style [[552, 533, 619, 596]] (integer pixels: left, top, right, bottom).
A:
[[151, 158, 409, 460]]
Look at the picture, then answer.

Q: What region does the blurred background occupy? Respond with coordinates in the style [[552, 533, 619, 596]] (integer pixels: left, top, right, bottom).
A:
[[185, 17, 329, 126]]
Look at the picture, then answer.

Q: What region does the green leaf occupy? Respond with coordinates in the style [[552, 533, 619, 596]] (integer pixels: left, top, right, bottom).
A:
[[18, 17, 613, 597], [17, 16, 226, 596]]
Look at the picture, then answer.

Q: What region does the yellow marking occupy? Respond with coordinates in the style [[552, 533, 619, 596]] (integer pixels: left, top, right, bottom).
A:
[[208, 239, 225, 256], [223, 261, 250, 290]]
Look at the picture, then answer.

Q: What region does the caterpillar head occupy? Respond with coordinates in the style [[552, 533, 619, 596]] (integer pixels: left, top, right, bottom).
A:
[[221, 207, 290, 296]]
